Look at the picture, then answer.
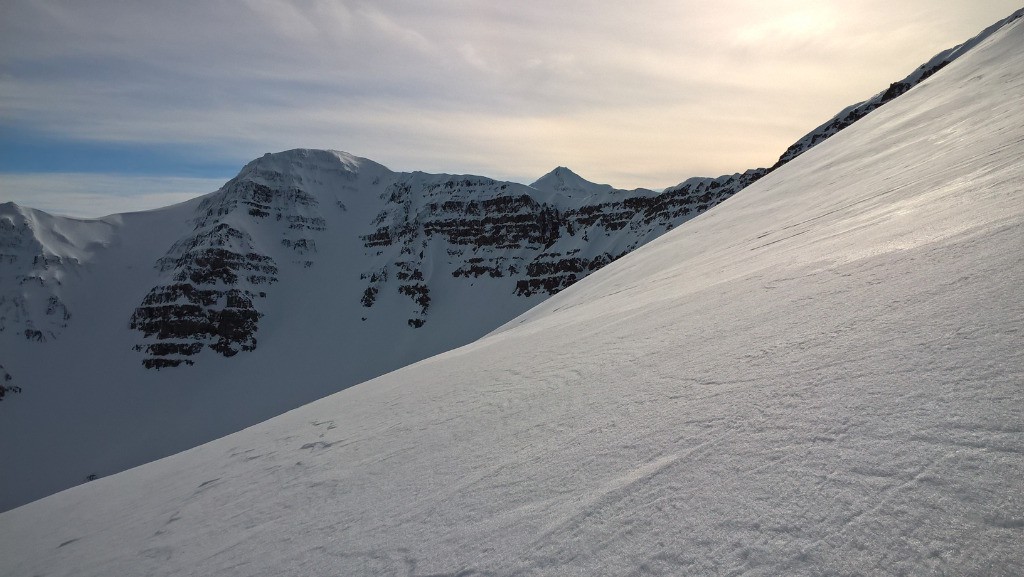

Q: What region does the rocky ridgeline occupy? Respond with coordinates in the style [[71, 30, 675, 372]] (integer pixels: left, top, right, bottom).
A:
[[360, 176, 563, 326], [358, 168, 768, 318], [765, 10, 1024, 171], [516, 169, 767, 296], [771, 61, 953, 169], [125, 159, 802, 361]]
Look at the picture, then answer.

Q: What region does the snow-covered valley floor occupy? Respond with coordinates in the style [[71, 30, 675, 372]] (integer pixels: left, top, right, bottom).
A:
[[1, 13, 1022, 577]]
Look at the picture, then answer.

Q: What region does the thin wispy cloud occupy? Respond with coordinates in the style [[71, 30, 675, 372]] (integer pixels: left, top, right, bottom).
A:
[[1, 0, 1019, 216], [0, 173, 224, 218]]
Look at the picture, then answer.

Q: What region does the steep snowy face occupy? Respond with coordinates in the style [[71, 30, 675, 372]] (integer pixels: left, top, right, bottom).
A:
[[129, 159, 328, 368], [0, 205, 70, 344], [123, 149, 403, 369], [356, 173, 555, 329], [0, 203, 113, 344], [0, 202, 124, 404], [2, 11, 1020, 577]]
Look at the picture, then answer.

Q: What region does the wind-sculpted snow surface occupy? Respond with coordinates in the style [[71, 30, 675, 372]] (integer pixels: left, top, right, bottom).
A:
[[2, 12, 1022, 577]]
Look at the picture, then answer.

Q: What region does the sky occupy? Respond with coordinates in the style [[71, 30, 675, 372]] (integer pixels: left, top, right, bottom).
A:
[[0, 0, 1020, 217]]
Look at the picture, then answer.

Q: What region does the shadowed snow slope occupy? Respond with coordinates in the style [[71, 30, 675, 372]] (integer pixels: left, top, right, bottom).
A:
[[2, 15, 1023, 577]]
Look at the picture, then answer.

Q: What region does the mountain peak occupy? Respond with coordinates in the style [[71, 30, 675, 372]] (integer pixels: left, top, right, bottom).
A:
[[530, 166, 615, 196], [0, 201, 25, 217], [233, 148, 391, 187]]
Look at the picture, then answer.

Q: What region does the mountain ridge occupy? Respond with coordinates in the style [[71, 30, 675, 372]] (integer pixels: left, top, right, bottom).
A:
[[0, 144, 764, 511], [0, 8, 1020, 512], [2, 10, 1021, 574]]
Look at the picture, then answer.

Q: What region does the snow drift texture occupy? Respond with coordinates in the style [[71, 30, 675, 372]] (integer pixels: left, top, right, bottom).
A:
[[1, 9, 1022, 577]]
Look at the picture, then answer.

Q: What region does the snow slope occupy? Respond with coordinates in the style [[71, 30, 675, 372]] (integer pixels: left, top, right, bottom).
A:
[[1, 9, 1021, 577]]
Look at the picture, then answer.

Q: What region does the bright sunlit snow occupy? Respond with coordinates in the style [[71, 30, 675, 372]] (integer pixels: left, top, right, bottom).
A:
[[1, 10, 1021, 577]]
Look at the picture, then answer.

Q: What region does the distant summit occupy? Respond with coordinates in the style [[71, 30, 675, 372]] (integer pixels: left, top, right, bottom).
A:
[[530, 166, 616, 196]]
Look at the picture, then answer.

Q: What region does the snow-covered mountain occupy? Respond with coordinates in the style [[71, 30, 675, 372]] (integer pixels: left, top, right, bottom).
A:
[[1, 7, 1020, 521], [0, 149, 764, 512], [2, 8, 1021, 576], [530, 166, 617, 196]]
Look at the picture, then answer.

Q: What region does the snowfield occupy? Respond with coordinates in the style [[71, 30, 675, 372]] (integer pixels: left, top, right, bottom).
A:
[[2, 13, 1023, 577]]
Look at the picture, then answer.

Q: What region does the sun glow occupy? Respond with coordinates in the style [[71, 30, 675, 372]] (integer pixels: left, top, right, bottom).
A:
[[735, 7, 839, 45]]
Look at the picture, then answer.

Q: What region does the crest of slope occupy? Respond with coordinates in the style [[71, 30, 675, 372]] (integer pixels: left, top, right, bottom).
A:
[[2, 14, 1023, 577]]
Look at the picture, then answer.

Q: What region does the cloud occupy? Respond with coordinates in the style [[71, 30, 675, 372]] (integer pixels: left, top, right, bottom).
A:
[[0, 173, 221, 218], [1, 0, 1020, 199]]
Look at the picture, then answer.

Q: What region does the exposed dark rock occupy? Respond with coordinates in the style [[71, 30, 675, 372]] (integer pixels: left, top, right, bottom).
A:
[[132, 216, 278, 368], [142, 358, 194, 370], [361, 286, 378, 307], [129, 161, 341, 368], [193, 181, 320, 230], [356, 167, 770, 320], [0, 363, 19, 402], [141, 284, 220, 307], [281, 238, 316, 255], [138, 342, 204, 357], [398, 283, 431, 314]]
